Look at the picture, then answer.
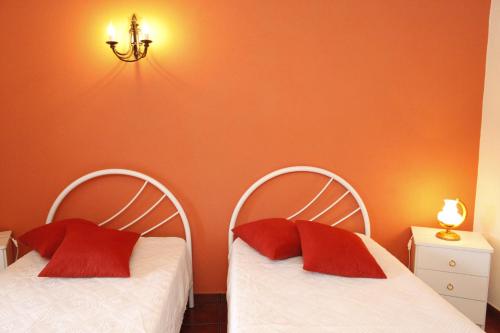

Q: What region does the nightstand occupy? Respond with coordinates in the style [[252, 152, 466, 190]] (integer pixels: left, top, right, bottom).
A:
[[0, 231, 12, 270], [411, 226, 493, 330]]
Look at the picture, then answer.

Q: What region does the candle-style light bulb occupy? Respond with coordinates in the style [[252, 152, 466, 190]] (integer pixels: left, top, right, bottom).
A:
[[141, 21, 150, 41], [107, 22, 116, 42]]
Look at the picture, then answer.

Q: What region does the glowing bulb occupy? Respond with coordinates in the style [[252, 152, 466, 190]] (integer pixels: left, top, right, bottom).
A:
[[141, 21, 151, 41], [107, 22, 116, 42]]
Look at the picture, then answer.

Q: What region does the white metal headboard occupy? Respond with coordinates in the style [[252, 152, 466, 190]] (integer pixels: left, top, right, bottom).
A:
[[228, 166, 371, 250], [46, 168, 194, 308]]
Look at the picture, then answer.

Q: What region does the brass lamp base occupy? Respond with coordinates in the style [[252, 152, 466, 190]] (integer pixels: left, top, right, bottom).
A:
[[436, 229, 461, 241]]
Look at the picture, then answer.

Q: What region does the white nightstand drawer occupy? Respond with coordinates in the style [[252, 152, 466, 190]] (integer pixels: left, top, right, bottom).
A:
[[442, 295, 486, 326], [416, 268, 489, 301], [415, 246, 490, 277]]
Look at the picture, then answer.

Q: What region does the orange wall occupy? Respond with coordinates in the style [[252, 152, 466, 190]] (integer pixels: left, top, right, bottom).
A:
[[0, 0, 489, 292]]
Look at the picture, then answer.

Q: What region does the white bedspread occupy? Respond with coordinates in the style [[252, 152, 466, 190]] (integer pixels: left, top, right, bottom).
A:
[[227, 235, 483, 333], [0, 237, 190, 333]]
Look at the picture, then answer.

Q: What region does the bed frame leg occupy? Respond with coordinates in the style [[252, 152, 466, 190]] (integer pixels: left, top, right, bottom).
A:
[[188, 287, 195, 308]]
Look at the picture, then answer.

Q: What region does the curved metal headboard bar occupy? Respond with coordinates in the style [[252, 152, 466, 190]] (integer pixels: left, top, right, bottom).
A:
[[46, 168, 194, 308], [228, 166, 370, 251]]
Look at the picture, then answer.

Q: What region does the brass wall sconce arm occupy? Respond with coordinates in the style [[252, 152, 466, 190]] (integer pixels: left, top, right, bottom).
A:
[[106, 14, 152, 62]]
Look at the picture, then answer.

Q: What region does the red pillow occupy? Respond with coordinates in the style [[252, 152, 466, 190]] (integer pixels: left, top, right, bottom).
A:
[[18, 218, 97, 258], [39, 224, 140, 278], [232, 218, 301, 260], [296, 221, 386, 278]]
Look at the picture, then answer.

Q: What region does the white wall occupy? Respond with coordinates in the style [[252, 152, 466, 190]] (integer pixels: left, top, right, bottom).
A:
[[474, 0, 500, 311]]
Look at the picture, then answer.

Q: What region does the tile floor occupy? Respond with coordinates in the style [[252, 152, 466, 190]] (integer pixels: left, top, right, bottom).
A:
[[181, 294, 227, 333], [486, 304, 500, 333], [182, 294, 500, 333]]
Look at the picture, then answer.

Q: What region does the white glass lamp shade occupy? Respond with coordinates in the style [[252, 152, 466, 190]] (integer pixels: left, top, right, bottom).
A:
[[435, 198, 467, 241], [437, 199, 465, 228]]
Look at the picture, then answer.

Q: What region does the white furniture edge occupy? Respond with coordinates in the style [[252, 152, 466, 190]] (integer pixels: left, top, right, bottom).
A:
[[0, 231, 12, 250], [46, 168, 194, 308], [411, 226, 494, 253], [228, 165, 371, 252], [0, 231, 11, 270]]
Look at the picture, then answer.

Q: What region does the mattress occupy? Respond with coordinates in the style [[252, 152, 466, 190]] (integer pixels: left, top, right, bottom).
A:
[[227, 235, 483, 333], [0, 237, 190, 333]]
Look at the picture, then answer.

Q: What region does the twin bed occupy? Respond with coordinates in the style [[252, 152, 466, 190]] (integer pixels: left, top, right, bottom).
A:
[[0, 167, 485, 332], [0, 169, 193, 333], [227, 166, 483, 333], [1, 237, 190, 333]]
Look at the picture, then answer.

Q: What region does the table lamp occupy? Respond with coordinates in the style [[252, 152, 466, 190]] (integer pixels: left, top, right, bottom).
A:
[[436, 198, 467, 241]]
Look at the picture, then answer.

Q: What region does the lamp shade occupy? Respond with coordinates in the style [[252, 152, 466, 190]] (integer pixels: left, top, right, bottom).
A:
[[437, 199, 466, 228]]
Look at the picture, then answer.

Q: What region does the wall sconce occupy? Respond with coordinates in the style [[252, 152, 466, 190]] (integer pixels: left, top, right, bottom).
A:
[[436, 198, 467, 241], [106, 14, 152, 62]]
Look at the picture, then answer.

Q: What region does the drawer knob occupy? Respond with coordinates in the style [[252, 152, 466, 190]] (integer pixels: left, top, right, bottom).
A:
[[449, 260, 456, 267], [447, 283, 454, 291]]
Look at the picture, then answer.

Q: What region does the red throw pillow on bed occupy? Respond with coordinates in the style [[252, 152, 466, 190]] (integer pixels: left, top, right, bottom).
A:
[[232, 218, 301, 260], [38, 223, 140, 278], [18, 218, 97, 258], [296, 221, 386, 278]]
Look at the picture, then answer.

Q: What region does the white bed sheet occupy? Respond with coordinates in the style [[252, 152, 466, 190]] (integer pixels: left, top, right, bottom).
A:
[[227, 235, 483, 333], [0, 237, 190, 333]]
